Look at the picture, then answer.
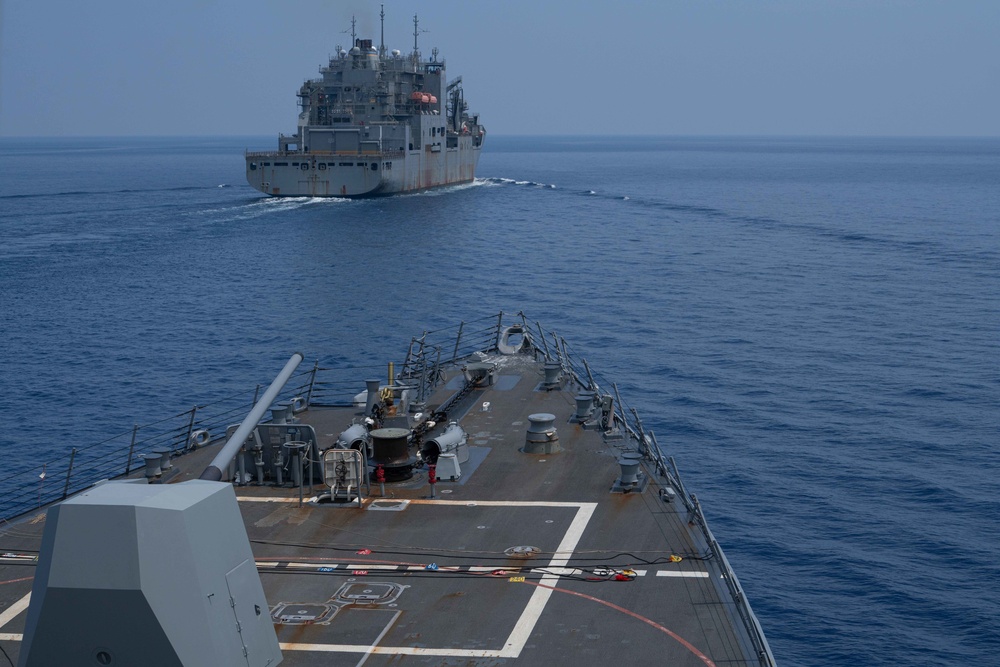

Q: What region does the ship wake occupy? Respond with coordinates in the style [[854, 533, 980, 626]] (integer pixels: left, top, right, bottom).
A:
[[478, 177, 557, 189], [193, 196, 351, 222]]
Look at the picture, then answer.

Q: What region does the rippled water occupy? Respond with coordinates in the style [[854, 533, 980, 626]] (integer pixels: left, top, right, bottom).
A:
[[1, 135, 998, 665]]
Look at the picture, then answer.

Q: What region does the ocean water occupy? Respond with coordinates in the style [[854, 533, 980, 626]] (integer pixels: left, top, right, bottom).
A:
[[1, 135, 998, 665]]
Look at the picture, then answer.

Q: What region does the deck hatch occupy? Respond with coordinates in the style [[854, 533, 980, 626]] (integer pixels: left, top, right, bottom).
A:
[[333, 582, 404, 605]]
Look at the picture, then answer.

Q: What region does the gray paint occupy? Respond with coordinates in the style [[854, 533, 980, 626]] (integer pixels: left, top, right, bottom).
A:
[[18, 480, 281, 667], [201, 352, 303, 481], [245, 35, 485, 197]]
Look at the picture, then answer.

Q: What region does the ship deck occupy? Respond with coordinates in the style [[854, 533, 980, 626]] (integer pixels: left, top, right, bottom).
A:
[[0, 352, 766, 666]]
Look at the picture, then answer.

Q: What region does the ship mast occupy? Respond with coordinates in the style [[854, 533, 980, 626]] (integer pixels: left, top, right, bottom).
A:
[[412, 14, 420, 56], [379, 4, 386, 57]]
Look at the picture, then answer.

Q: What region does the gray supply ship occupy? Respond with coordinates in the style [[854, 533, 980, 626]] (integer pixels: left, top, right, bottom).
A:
[[0, 313, 777, 667], [245, 13, 485, 197]]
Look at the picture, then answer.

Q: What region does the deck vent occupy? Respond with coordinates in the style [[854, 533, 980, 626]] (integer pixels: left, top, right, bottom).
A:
[[364, 379, 381, 416], [523, 413, 561, 454]]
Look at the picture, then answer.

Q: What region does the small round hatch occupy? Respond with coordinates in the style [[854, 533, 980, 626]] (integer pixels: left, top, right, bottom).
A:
[[504, 545, 541, 558]]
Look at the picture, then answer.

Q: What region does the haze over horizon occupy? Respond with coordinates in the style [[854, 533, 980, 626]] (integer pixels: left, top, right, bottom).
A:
[[2, 0, 998, 138]]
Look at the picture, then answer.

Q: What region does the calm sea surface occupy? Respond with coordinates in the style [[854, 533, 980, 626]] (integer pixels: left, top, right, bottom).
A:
[[1, 135, 998, 665]]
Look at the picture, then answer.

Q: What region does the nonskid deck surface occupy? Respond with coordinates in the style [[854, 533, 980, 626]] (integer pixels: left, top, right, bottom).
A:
[[0, 354, 756, 666]]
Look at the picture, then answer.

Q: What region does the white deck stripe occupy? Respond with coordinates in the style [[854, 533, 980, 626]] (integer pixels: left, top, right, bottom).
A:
[[501, 502, 597, 658], [354, 609, 401, 667], [256, 561, 331, 570], [0, 633, 23, 642], [407, 499, 593, 508], [0, 593, 30, 631], [656, 570, 710, 578], [282, 643, 504, 657], [274, 500, 598, 659], [236, 495, 308, 503]]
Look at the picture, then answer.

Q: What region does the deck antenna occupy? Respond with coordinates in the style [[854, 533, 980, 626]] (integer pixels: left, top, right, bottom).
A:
[[412, 14, 420, 56], [348, 15, 357, 46], [380, 4, 386, 57], [412, 13, 428, 58]]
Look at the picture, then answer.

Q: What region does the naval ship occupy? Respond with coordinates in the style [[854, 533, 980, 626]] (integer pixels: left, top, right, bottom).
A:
[[0, 313, 776, 666], [245, 13, 485, 197]]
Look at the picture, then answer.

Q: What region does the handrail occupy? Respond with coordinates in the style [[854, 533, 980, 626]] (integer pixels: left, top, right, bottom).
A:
[[0, 312, 777, 666], [245, 150, 406, 159], [0, 364, 322, 521]]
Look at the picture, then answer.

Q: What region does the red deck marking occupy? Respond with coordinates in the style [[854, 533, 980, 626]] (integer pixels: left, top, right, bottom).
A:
[[524, 581, 717, 667], [0, 576, 33, 586]]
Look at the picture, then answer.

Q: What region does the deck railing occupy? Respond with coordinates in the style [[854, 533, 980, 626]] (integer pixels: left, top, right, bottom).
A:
[[244, 149, 406, 160], [0, 368, 315, 522], [0, 311, 774, 666], [394, 311, 775, 667]]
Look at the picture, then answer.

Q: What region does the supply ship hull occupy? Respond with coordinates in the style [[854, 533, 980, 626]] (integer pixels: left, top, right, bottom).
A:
[[0, 313, 775, 667], [246, 17, 485, 197]]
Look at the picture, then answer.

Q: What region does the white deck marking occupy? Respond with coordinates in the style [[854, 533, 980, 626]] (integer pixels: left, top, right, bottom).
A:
[[656, 570, 710, 578], [0, 592, 30, 631], [236, 495, 315, 503], [265, 561, 324, 569], [406, 499, 591, 508], [281, 643, 504, 657], [500, 502, 596, 658], [0, 633, 23, 641], [353, 609, 401, 667], [276, 500, 598, 659]]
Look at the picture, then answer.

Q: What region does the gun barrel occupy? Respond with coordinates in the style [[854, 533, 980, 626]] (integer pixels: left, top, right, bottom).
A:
[[199, 353, 304, 481]]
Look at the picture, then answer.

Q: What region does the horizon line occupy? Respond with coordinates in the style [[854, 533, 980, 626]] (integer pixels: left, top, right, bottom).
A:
[[2, 133, 999, 141]]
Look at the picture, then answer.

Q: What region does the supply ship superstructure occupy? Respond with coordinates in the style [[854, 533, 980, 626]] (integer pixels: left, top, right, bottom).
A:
[[246, 14, 485, 197]]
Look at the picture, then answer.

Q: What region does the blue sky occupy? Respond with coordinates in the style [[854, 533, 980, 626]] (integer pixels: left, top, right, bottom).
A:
[[1, 0, 997, 136]]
